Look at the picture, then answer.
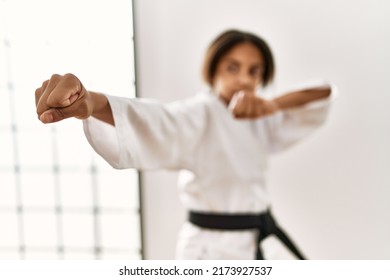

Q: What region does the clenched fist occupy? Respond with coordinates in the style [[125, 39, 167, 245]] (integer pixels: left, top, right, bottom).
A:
[[228, 91, 279, 119], [35, 73, 93, 123]]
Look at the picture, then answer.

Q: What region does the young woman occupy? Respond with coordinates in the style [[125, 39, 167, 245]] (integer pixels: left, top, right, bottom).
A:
[[35, 30, 336, 259]]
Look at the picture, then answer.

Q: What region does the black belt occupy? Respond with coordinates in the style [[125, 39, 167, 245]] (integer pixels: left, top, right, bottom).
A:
[[189, 210, 306, 260]]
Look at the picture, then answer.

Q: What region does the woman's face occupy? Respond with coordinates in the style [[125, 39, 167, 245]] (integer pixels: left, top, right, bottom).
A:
[[212, 42, 264, 103]]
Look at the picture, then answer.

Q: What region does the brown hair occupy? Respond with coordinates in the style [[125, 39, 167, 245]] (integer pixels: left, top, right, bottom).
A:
[[202, 29, 275, 87]]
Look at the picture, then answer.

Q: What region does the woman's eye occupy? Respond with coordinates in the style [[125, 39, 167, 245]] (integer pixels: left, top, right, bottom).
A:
[[250, 67, 262, 77], [227, 65, 238, 73]]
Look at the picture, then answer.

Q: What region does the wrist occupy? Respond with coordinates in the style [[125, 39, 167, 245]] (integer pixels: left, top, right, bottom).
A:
[[89, 91, 115, 126], [269, 99, 280, 114], [90, 92, 107, 117]]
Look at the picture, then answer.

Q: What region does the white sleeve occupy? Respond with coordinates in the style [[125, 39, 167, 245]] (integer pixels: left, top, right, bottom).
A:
[[82, 95, 207, 170], [265, 80, 338, 154]]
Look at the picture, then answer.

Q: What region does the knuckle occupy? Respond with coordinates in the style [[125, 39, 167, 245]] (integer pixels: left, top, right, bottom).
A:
[[64, 73, 81, 92], [64, 73, 75, 77], [35, 81, 49, 97], [50, 74, 61, 80], [63, 73, 76, 82], [35, 87, 41, 97]]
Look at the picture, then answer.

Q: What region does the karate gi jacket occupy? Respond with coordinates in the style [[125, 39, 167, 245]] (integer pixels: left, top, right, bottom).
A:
[[83, 81, 337, 259]]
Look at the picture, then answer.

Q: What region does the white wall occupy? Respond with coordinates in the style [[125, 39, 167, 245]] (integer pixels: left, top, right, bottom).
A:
[[134, 0, 390, 259]]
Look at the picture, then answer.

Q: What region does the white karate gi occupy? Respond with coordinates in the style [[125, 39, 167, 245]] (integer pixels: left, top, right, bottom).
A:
[[82, 81, 337, 259]]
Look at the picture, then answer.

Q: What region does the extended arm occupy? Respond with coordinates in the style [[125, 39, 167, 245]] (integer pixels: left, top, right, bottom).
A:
[[273, 86, 331, 110], [229, 85, 331, 119], [266, 84, 336, 153]]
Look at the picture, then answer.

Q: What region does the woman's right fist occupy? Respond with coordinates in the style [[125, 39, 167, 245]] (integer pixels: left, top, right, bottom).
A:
[[35, 73, 93, 123]]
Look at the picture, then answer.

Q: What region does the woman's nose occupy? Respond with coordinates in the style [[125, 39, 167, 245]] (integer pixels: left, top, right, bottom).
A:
[[238, 72, 253, 87]]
